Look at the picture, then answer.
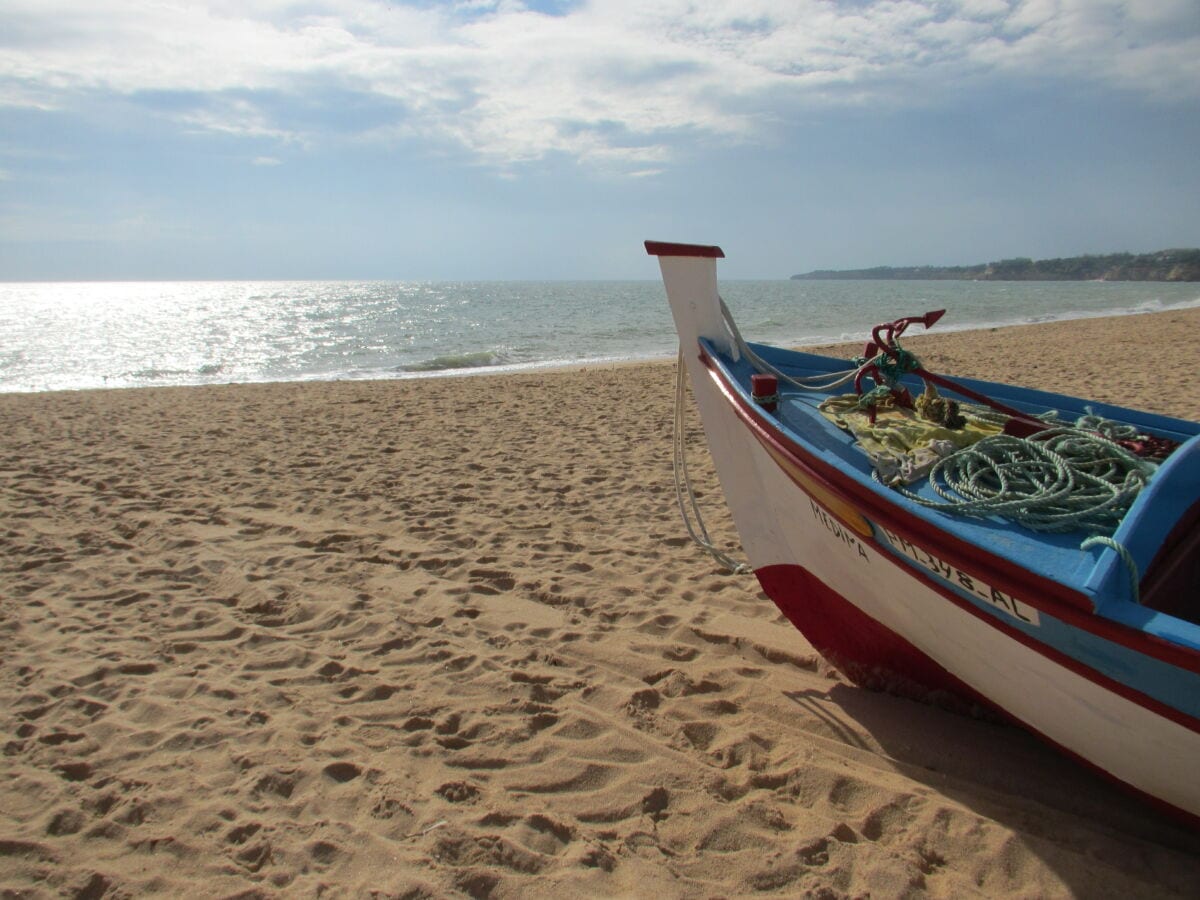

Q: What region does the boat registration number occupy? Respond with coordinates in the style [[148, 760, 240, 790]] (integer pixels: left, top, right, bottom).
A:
[[879, 528, 1040, 626]]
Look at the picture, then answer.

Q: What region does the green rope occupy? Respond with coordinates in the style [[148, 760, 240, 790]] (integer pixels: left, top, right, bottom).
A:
[[1077, 413, 1143, 443], [856, 384, 894, 410], [873, 348, 920, 386], [1081, 536, 1142, 604], [883, 427, 1155, 535]]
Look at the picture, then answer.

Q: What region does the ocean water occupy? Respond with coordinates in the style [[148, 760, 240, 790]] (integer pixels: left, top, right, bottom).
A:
[[2, 278, 1199, 393]]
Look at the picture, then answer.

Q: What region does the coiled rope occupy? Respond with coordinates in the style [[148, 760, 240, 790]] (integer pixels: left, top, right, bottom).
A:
[[882, 427, 1155, 535], [882, 417, 1156, 603], [672, 346, 751, 574]]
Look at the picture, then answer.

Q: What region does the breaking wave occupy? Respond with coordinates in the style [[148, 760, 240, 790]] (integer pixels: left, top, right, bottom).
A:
[[397, 350, 511, 373]]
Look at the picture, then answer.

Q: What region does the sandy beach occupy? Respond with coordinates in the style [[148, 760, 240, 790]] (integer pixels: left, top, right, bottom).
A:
[[3, 307, 1200, 898]]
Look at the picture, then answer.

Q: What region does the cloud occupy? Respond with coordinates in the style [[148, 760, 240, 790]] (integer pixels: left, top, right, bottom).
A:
[[1, 1, 1196, 171], [974, 0, 1200, 98], [179, 98, 302, 144]]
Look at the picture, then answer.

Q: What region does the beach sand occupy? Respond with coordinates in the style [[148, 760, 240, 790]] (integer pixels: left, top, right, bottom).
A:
[[2, 308, 1199, 898]]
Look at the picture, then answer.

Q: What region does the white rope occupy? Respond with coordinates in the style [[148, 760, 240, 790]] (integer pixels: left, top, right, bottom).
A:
[[673, 346, 751, 574], [718, 296, 864, 393]]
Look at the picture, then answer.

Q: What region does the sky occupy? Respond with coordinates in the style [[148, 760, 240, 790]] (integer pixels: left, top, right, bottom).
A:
[[1, 0, 1199, 280]]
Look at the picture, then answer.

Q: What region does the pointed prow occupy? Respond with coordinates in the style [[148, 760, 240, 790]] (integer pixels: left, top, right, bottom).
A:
[[645, 240, 733, 358]]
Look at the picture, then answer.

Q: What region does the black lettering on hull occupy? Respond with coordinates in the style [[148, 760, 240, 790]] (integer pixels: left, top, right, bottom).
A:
[[878, 529, 1041, 627]]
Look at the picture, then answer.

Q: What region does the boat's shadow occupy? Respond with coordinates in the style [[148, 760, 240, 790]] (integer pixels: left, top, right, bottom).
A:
[[782, 684, 1200, 862]]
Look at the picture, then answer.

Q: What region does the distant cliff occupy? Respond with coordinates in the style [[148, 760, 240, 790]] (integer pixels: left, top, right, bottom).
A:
[[792, 249, 1200, 281]]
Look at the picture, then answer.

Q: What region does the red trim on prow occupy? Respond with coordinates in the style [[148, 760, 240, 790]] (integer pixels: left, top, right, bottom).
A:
[[645, 240, 725, 259]]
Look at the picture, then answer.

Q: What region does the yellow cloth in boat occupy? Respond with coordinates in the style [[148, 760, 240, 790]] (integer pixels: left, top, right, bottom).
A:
[[819, 394, 1003, 485]]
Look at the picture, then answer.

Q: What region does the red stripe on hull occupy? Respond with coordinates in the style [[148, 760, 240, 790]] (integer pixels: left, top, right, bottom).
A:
[[756, 563, 1000, 718]]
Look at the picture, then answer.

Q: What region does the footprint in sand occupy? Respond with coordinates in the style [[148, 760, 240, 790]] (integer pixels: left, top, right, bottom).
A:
[[322, 761, 362, 783]]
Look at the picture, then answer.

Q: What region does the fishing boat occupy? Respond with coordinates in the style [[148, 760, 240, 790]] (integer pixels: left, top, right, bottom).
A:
[[647, 240, 1200, 824]]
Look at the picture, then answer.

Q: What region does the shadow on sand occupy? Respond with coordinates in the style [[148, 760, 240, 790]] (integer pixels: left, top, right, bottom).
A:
[[783, 683, 1200, 894]]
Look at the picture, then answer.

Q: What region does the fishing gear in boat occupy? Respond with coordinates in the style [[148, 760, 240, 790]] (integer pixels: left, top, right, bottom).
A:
[[818, 309, 1175, 598], [717, 293, 1173, 540], [727, 299, 1177, 593]]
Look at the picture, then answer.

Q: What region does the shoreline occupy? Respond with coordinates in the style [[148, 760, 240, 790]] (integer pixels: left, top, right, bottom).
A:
[[2, 307, 1199, 896], [4, 303, 1200, 401]]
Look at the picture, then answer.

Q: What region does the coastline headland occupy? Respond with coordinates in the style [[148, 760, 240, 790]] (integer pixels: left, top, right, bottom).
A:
[[793, 248, 1200, 281]]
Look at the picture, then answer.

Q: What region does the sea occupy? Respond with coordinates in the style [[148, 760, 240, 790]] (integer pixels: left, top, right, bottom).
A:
[[2, 279, 1199, 393]]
